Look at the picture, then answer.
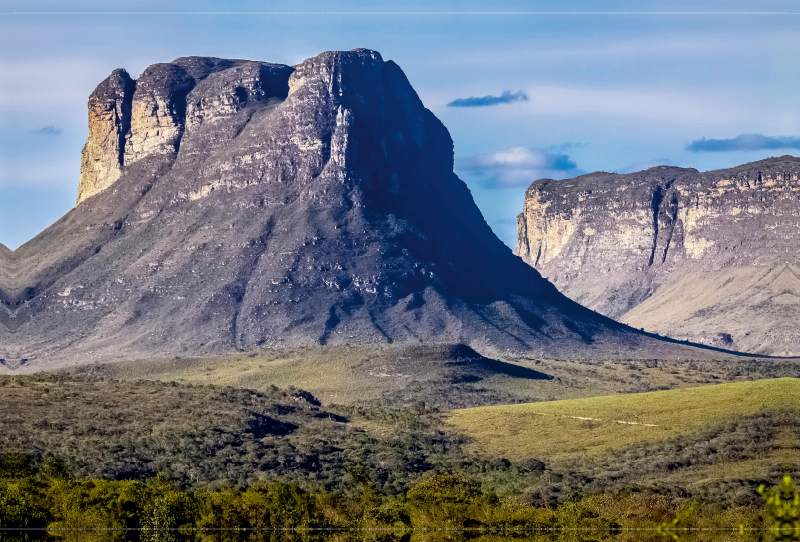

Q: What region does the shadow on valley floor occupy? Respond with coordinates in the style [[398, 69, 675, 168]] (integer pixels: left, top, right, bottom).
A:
[[636, 328, 800, 359], [454, 357, 553, 381]]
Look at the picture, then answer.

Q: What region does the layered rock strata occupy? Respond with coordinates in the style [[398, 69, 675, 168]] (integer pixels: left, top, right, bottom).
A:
[[516, 157, 800, 355], [77, 57, 293, 204], [76, 69, 134, 203], [0, 50, 708, 369]]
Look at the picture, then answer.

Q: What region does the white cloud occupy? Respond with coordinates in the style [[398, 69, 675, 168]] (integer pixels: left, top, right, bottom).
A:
[[457, 146, 581, 188]]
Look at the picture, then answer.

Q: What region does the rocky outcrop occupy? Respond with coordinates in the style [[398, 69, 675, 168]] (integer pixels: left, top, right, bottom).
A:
[[76, 57, 294, 204], [76, 69, 134, 203], [516, 157, 800, 355], [0, 50, 714, 370]]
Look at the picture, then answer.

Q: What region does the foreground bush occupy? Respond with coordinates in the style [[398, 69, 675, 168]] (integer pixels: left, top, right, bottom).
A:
[[0, 452, 770, 542]]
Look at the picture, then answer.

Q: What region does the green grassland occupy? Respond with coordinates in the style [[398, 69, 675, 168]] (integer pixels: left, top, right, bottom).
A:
[[6, 345, 800, 507], [448, 377, 800, 462], [446, 379, 800, 506], [1, 368, 796, 506], [67, 344, 800, 408]]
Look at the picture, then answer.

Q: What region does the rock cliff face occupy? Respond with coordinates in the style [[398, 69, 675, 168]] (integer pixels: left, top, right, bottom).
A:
[[76, 69, 134, 203], [516, 157, 800, 355], [0, 50, 706, 370], [76, 58, 293, 204]]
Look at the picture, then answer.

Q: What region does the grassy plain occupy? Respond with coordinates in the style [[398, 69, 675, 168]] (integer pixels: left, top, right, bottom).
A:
[[448, 377, 800, 462], [67, 344, 798, 407], [3, 366, 798, 504]]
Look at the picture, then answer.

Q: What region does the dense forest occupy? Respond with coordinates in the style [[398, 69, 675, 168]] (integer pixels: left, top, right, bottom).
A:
[[0, 453, 774, 541]]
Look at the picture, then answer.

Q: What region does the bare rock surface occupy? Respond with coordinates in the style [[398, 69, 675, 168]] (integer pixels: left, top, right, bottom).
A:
[[76, 69, 135, 203], [516, 158, 800, 355], [0, 50, 722, 370]]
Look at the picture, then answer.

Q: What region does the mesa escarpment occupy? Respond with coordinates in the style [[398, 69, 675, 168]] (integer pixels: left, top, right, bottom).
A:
[[0, 48, 705, 370], [77, 69, 134, 203], [76, 58, 293, 203], [516, 157, 800, 355]]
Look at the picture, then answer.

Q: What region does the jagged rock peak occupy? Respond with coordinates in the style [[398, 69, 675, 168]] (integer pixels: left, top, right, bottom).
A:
[[76, 69, 135, 204], [288, 48, 382, 95], [76, 56, 295, 205], [75, 49, 433, 206], [170, 56, 250, 79]]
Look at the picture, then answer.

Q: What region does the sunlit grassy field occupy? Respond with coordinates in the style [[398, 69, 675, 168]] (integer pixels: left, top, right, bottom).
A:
[[70, 344, 777, 407], [448, 377, 800, 462]]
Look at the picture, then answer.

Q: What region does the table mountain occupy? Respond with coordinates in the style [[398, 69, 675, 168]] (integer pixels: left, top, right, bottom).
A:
[[0, 50, 708, 369], [516, 157, 800, 355]]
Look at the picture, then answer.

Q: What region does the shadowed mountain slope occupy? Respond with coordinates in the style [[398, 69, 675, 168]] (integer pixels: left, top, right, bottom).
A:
[[0, 50, 722, 370]]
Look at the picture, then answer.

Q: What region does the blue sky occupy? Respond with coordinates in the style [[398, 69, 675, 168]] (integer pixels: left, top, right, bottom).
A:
[[2, 0, 800, 249]]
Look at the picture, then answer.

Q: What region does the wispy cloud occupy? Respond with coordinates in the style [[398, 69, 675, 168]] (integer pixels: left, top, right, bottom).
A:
[[457, 146, 580, 188], [448, 90, 528, 107], [687, 133, 800, 152], [32, 125, 62, 135], [546, 142, 588, 152]]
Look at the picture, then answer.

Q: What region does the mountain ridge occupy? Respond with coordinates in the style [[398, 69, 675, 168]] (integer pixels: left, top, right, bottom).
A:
[[0, 49, 736, 370], [516, 155, 800, 355]]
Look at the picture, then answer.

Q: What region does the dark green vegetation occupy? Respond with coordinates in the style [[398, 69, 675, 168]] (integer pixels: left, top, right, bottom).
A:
[[70, 345, 560, 410], [524, 411, 797, 507], [0, 456, 770, 541], [0, 373, 520, 494], [1, 372, 797, 508]]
